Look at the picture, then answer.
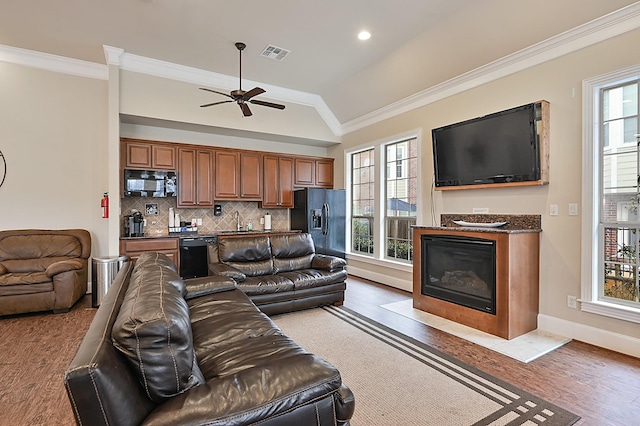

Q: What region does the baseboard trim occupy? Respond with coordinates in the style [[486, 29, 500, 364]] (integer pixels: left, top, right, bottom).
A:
[[538, 314, 640, 358], [347, 266, 412, 292]]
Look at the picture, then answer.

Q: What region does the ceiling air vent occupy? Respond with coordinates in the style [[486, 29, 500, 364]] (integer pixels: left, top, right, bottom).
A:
[[261, 45, 290, 61]]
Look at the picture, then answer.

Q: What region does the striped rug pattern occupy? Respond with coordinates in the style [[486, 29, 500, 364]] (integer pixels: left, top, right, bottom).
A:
[[274, 305, 580, 426]]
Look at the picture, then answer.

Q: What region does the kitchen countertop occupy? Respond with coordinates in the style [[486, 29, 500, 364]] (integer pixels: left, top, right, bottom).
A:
[[120, 230, 301, 240], [414, 213, 542, 234]]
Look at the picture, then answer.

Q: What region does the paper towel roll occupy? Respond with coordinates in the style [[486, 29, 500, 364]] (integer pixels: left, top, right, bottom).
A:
[[168, 208, 175, 227], [264, 213, 271, 231]]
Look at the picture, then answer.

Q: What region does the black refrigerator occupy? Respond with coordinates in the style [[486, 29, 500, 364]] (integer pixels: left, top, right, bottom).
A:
[[290, 188, 346, 258]]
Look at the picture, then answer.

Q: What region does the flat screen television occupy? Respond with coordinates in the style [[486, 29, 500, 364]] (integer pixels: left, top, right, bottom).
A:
[[432, 102, 544, 189]]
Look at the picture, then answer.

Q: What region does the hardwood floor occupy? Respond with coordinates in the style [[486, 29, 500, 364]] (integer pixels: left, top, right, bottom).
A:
[[2, 276, 638, 425], [343, 275, 640, 426]]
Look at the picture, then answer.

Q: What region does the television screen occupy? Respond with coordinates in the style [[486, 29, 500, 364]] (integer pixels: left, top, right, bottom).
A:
[[432, 103, 541, 188]]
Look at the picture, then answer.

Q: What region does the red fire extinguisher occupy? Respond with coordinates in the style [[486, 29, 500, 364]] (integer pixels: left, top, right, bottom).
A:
[[101, 192, 109, 218]]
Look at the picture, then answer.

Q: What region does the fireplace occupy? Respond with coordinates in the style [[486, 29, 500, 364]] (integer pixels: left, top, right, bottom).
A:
[[421, 234, 496, 314]]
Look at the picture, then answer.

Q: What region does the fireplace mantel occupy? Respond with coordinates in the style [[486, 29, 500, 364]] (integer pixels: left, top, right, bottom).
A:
[[412, 214, 541, 340]]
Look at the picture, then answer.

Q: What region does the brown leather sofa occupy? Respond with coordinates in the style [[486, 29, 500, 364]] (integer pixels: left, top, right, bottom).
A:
[[0, 229, 91, 316], [208, 233, 347, 315], [65, 252, 355, 426]]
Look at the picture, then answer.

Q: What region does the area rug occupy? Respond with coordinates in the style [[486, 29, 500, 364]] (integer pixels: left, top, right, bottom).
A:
[[273, 306, 580, 426], [380, 300, 572, 363]]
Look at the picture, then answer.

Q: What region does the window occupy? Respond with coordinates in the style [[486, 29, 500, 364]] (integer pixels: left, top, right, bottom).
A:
[[347, 132, 420, 264], [385, 139, 417, 262], [583, 66, 640, 322], [351, 148, 375, 255]]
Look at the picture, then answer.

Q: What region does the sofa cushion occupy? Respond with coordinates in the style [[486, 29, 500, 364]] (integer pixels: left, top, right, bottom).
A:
[[280, 269, 349, 290], [270, 234, 315, 273], [0, 271, 50, 286], [237, 275, 295, 296], [112, 254, 204, 403], [218, 236, 274, 276], [133, 252, 185, 296], [0, 234, 82, 258], [184, 275, 237, 300]]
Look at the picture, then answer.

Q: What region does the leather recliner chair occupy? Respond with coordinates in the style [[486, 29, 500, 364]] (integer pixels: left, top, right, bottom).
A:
[[0, 229, 91, 316]]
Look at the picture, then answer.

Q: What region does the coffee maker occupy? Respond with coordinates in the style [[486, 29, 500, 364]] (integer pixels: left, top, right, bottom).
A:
[[124, 211, 144, 237]]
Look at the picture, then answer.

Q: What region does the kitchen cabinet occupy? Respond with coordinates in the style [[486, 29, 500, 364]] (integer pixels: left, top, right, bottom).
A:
[[214, 150, 262, 200], [294, 157, 334, 188], [120, 238, 179, 270], [262, 155, 294, 208], [177, 147, 214, 208], [123, 139, 177, 171]]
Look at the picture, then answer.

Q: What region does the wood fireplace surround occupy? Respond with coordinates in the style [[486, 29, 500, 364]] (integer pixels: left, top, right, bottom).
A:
[[413, 214, 541, 340]]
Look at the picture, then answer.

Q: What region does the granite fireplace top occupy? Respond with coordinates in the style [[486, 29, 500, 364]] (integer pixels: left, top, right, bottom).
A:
[[413, 214, 541, 234]]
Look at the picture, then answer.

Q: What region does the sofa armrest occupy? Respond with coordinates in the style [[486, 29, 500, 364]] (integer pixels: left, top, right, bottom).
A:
[[208, 263, 246, 282], [45, 258, 84, 278], [0, 263, 6, 275], [312, 254, 347, 272], [335, 384, 356, 424], [184, 276, 237, 300]]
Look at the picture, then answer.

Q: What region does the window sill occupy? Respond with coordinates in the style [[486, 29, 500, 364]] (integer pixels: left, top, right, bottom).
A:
[[580, 299, 640, 324], [346, 252, 413, 274]]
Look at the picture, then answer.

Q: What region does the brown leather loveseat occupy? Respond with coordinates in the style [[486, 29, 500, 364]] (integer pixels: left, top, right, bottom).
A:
[[208, 233, 347, 315], [65, 252, 355, 425], [0, 229, 91, 316]]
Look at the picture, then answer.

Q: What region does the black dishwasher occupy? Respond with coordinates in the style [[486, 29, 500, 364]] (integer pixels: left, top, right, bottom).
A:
[[179, 236, 217, 279]]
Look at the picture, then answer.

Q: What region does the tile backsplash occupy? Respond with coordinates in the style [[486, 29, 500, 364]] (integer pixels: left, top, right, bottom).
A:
[[121, 197, 290, 237]]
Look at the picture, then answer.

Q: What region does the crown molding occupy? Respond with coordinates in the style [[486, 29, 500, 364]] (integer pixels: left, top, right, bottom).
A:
[[103, 45, 124, 66], [0, 44, 107, 80], [341, 1, 640, 135], [2, 2, 639, 137]]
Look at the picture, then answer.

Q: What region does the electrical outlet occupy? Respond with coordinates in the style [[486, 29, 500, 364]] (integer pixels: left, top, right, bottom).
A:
[[567, 295, 577, 309], [550, 204, 558, 216], [196, 218, 203, 226], [473, 208, 489, 214]]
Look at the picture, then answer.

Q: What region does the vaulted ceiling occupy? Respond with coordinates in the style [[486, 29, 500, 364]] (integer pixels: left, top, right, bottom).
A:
[[1, 0, 638, 126]]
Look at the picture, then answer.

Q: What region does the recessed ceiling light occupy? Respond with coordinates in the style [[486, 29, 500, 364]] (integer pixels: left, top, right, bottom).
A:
[[358, 31, 371, 41]]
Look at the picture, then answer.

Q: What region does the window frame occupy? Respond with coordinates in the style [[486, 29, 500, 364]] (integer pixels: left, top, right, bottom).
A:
[[582, 64, 640, 323], [345, 130, 422, 268], [384, 138, 418, 263]]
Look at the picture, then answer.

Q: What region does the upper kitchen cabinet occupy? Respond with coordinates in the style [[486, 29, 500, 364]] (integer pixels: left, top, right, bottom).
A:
[[177, 147, 214, 208], [262, 155, 294, 208], [294, 157, 334, 188], [122, 139, 177, 171], [214, 150, 262, 201]]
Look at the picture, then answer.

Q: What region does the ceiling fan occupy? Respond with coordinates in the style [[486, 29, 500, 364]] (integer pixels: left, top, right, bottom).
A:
[[199, 42, 286, 117]]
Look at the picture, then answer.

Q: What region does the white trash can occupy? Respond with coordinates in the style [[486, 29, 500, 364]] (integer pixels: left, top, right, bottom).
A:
[[91, 256, 128, 307]]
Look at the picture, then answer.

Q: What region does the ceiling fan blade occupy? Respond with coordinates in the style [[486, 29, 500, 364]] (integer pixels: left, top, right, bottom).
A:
[[199, 87, 233, 99], [243, 87, 266, 100], [240, 102, 252, 117], [200, 100, 233, 108], [249, 99, 286, 110]]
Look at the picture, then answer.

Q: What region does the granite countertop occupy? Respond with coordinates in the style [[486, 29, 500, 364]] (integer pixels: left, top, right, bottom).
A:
[[120, 230, 300, 239], [414, 214, 542, 234]]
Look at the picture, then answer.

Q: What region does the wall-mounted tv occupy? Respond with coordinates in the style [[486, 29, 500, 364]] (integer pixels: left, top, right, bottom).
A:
[[432, 101, 549, 190]]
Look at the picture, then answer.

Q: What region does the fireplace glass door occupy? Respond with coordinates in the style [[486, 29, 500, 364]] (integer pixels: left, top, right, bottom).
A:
[[421, 235, 496, 314]]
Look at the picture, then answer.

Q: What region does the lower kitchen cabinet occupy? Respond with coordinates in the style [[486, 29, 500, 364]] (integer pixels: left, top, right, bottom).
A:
[[119, 238, 179, 270]]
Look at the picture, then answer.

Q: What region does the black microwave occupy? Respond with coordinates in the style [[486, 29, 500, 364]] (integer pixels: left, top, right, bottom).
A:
[[124, 169, 177, 197]]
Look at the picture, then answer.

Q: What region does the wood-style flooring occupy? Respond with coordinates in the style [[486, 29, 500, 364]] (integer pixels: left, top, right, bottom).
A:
[[1, 276, 639, 425], [343, 276, 640, 426]]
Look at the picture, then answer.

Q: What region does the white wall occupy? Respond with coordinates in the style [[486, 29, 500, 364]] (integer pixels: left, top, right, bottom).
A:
[[0, 62, 109, 257], [337, 29, 640, 350]]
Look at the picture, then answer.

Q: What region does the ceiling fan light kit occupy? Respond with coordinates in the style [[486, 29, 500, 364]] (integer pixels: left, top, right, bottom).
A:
[[200, 42, 286, 117]]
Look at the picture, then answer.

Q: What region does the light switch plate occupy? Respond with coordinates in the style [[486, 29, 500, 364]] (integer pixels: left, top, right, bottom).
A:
[[550, 204, 558, 216], [569, 203, 579, 216]]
